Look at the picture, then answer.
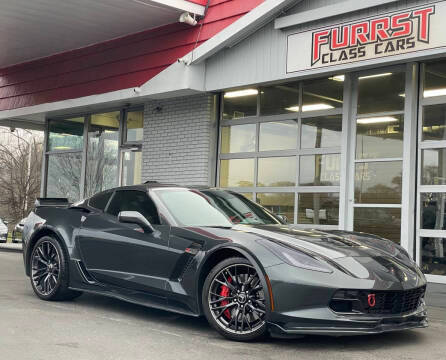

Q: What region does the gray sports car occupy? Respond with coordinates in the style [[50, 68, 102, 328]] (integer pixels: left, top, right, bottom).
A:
[[22, 182, 427, 341]]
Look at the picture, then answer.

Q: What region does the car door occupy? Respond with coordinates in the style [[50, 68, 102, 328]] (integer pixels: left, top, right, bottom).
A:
[[76, 189, 176, 298]]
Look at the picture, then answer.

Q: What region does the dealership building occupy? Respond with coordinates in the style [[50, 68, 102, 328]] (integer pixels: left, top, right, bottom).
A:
[[1, 0, 446, 283]]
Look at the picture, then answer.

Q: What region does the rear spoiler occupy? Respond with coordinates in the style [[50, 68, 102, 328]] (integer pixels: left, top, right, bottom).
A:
[[35, 198, 70, 207]]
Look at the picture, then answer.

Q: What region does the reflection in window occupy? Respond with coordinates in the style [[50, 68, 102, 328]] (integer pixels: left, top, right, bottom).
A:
[[223, 89, 258, 119], [422, 149, 446, 185], [260, 83, 299, 115], [421, 237, 446, 275], [424, 60, 446, 98], [46, 153, 82, 202], [355, 161, 402, 204], [258, 157, 296, 187], [126, 110, 143, 142], [85, 112, 120, 197], [299, 154, 340, 186], [298, 193, 339, 225], [48, 117, 84, 151], [302, 77, 344, 112], [421, 193, 446, 230], [301, 115, 342, 149], [122, 151, 142, 186], [422, 104, 446, 141], [221, 124, 256, 153], [220, 159, 254, 187], [356, 114, 404, 159], [238, 193, 253, 201], [357, 72, 405, 114], [259, 121, 297, 151], [257, 193, 295, 223], [354, 207, 401, 244]]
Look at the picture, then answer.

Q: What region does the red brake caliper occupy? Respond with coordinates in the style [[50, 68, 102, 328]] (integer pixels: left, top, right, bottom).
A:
[[220, 277, 232, 320]]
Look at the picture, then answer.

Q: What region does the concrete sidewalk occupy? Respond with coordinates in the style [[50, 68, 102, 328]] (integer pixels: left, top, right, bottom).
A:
[[0, 242, 22, 252]]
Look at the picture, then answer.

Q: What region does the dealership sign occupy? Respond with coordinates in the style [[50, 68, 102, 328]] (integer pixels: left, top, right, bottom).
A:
[[287, 2, 446, 73]]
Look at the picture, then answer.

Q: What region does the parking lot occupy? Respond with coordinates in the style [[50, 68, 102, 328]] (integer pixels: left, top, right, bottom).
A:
[[1, 250, 446, 360]]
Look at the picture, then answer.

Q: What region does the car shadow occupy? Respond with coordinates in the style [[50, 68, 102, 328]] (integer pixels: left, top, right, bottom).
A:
[[70, 292, 427, 350]]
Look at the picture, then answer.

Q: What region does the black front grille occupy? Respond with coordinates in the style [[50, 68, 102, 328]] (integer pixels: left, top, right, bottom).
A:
[[330, 286, 426, 315]]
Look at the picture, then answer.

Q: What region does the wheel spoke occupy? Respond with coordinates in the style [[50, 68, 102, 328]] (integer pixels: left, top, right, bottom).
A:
[[208, 263, 266, 335], [31, 241, 61, 296]]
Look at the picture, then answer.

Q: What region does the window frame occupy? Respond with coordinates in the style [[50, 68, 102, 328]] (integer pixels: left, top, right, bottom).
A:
[[217, 79, 343, 228]]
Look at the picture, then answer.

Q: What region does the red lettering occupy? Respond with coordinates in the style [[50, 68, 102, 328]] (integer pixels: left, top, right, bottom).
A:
[[350, 22, 369, 46], [414, 7, 434, 42], [331, 26, 349, 50], [312, 30, 330, 64], [370, 18, 390, 41], [391, 12, 412, 37]]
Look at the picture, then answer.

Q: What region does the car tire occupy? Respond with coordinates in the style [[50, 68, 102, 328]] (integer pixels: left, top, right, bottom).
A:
[[30, 236, 82, 301], [202, 257, 268, 342]]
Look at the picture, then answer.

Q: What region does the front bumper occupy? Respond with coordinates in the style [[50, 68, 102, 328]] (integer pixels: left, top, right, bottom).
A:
[[268, 304, 428, 337]]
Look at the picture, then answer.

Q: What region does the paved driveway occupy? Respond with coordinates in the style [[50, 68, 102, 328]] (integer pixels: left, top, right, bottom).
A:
[[1, 251, 446, 360]]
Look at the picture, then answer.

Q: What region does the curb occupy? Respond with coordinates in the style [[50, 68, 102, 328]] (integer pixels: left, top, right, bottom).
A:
[[0, 243, 23, 253]]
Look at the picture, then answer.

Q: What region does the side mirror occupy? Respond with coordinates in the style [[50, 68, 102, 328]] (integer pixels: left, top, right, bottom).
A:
[[118, 211, 155, 233], [276, 214, 288, 224], [3, 220, 8, 225]]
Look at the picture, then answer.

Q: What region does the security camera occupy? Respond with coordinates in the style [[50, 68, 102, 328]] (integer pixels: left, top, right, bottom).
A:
[[133, 87, 141, 94], [179, 12, 197, 26]]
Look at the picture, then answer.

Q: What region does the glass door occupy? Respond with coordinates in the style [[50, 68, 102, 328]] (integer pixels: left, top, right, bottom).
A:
[[417, 60, 446, 283], [348, 68, 407, 244]]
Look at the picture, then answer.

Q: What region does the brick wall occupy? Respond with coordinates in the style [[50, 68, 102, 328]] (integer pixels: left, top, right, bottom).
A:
[[142, 94, 218, 186]]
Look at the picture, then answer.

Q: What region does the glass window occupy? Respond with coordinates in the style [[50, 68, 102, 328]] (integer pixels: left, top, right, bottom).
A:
[[260, 83, 299, 115], [259, 121, 297, 151], [421, 148, 446, 185], [219, 159, 254, 187], [298, 193, 339, 225], [424, 60, 446, 98], [301, 115, 342, 149], [356, 114, 404, 159], [221, 124, 256, 153], [354, 207, 401, 244], [46, 152, 82, 202], [85, 112, 120, 197], [421, 193, 446, 230], [121, 151, 142, 186], [238, 193, 253, 201], [126, 110, 143, 142], [48, 117, 84, 151], [357, 72, 405, 114], [258, 157, 296, 187], [106, 190, 160, 224], [256, 193, 295, 223], [302, 77, 344, 112], [223, 89, 257, 120], [299, 154, 340, 186], [422, 104, 446, 141], [355, 161, 402, 204], [421, 237, 446, 275], [89, 191, 113, 211]]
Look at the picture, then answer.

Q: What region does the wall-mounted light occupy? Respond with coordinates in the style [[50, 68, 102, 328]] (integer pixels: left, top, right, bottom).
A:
[[285, 103, 334, 112], [329, 75, 345, 82], [224, 89, 258, 98], [357, 116, 398, 125]]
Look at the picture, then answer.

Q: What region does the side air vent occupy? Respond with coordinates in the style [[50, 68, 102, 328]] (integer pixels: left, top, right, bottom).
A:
[[76, 261, 97, 285]]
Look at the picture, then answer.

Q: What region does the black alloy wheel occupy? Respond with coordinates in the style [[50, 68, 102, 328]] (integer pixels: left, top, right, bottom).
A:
[[203, 257, 267, 341], [30, 236, 82, 301]]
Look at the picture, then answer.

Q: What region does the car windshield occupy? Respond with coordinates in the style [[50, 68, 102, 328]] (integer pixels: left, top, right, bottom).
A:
[[153, 188, 281, 227]]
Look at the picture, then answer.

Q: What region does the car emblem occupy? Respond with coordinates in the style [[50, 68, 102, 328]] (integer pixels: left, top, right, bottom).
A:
[[368, 293, 376, 307]]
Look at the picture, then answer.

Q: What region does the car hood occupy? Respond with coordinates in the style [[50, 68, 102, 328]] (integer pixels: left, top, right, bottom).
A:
[[228, 225, 425, 287], [0, 222, 7, 233]]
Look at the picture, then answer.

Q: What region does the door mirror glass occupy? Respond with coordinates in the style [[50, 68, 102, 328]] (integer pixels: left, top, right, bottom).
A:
[[118, 211, 154, 233], [275, 214, 288, 224]]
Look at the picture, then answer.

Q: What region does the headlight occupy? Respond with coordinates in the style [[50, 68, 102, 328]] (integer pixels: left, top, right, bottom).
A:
[[259, 240, 333, 273]]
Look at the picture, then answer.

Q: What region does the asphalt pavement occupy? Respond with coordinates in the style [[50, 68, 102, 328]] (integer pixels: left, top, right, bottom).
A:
[[1, 250, 446, 360]]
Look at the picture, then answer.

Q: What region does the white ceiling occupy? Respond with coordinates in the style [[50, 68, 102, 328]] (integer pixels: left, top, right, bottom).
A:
[[0, 0, 204, 68]]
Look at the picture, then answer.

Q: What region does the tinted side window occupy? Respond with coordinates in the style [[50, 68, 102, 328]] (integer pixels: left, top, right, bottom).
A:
[[106, 190, 160, 225], [89, 191, 113, 211]]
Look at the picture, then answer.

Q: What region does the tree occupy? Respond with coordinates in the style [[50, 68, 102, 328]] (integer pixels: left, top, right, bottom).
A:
[[0, 128, 43, 225]]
